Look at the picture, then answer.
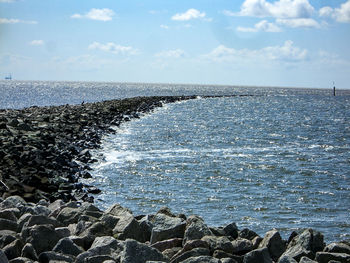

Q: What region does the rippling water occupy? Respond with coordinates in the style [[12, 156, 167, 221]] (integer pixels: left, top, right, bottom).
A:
[[1, 80, 349, 242], [89, 95, 350, 242]]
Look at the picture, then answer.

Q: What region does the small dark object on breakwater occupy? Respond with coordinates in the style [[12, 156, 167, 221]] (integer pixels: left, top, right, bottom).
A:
[[0, 96, 196, 203], [0, 196, 349, 263]]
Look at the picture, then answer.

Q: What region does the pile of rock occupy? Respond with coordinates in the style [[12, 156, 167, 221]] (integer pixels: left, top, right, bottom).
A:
[[1, 196, 349, 263], [0, 96, 195, 203]]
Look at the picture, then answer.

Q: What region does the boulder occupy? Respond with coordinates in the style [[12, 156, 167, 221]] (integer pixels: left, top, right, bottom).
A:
[[8, 256, 34, 263], [0, 219, 18, 232], [315, 252, 350, 263], [239, 229, 259, 240], [56, 207, 81, 225], [0, 231, 16, 248], [84, 255, 115, 263], [22, 224, 60, 254], [0, 250, 9, 263], [55, 227, 71, 239], [258, 229, 286, 261], [279, 229, 324, 262], [120, 239, 168, 263], [38, 251, 74, 263], [150, 214, 186, 244], [324, 242, 350, 254], [231, 238, 254, 255], [3, 239, 23, 260], [299, 256, 318, 263], [180, 256, 220, 263], [223, 223, 239, 240], [170, 247, 210, 263], [201, 236, 234, 254], [52, 237, 84, 256], [25, 215, 60, 228], [243, 248, 272, 263], [183, 216, 213, 245], [277, 255, 298, 263], [151, 238, 183, 252], [21, 243, 38, 261], [0, 210, 18, 222]]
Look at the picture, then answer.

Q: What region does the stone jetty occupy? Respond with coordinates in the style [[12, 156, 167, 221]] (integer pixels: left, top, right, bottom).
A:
[[0, 96, 195, 203], [1, 96, 350, 263]]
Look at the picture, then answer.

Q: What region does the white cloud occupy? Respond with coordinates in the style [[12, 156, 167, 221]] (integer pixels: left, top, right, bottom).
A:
[[0, 18, 37, 24], [88, 42, 138, 55], [204, 40, 307, 63], [71, 8, 115, 21], [172, 9, 206, 21], [160, 24, 169, 29], [237, 20, 282, 32], [155, 49, 185, 58], [29, 40, 44, 46], [238, 0, 314, 18], [276, 18, 320, 28], [319, 0, 350, 23]]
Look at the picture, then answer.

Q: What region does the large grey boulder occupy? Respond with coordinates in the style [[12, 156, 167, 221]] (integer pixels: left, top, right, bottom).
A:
[[120, 239, 168, 263], [25, 215, 60, 228], [56, 207, 81, 225], [277, 255, 298, 263], [0, 232, 16, 249], [151, 238, 183, 252], [223, 223, 239, 240], [299, 256, 318, 263], [258, 229, 286, 261], [0, 210, 18, 222], [183, 216, 213, 245], [150, 213, 186, 244], [243, 247, 273, 263]]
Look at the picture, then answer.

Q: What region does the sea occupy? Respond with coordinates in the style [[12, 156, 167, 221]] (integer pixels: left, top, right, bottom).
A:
[[1, 80, 350, 242]]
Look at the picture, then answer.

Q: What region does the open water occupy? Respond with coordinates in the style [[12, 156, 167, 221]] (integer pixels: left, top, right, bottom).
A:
[[1, 80, 350, 242]]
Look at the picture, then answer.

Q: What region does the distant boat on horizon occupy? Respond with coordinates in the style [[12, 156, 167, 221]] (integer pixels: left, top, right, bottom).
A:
[[4, 74, 12, 80]]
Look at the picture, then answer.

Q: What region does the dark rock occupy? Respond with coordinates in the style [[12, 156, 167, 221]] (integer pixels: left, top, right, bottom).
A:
[[170, 247, 210, 263], [183, 216, 213, 245], [84, 255, 115, 263], [52, 237, 84, 256], [0, 210, 18, 222], [258, 229, 286, 261], [0, 231, 17, 248], [8, 257, 34, 263], [277, 255, 298, 263], [223, 223, 239, 240], [243, 248, 272, 263], [324, 242, 350, 254], [25, 215, 60, 228], [0, 250, 9, 263], [150, 213, 186, 244], [3, 240, 23, 260], [231, 238, 254, 255], [120, 239, 168, 263], [21, 243, 38, 261], [315, 252, 350, 263], [299, 256, 318, 263], [22, 224, 60, 254], [56, 207, 80, 225], [239, 229, 259, 241], [201, 236, 234, 254], [0, 219, 18, 232], [151, 238, 183, 252], [38, 251, 74, 263], [180, 256, 220, 263]]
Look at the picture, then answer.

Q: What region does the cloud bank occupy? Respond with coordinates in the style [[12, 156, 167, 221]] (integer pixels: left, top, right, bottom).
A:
[[172, 9, 206, 21], [88, 42, 138, 55], [71, 8, 115, 21]]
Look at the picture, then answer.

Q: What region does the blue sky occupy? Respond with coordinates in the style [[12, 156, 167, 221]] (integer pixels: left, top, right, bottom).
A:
[[1, 0, 350, 88]]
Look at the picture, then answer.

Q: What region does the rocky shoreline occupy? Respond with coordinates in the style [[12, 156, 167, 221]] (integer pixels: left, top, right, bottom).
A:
[[1, 96, 350, 263], [0, 196, 350, 263], [0, 96, 196, 203]]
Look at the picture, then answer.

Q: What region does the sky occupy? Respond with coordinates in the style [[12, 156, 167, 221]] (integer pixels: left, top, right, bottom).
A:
[[1, 0, 350, 89]]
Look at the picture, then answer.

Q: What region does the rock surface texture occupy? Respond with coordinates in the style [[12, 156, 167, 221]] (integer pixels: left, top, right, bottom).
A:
[[0, 196, 348, 263]]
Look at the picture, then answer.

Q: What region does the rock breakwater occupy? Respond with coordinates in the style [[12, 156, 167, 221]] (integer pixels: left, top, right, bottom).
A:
[[0, 96, 195, 203], [1, 196, 350, 263]]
